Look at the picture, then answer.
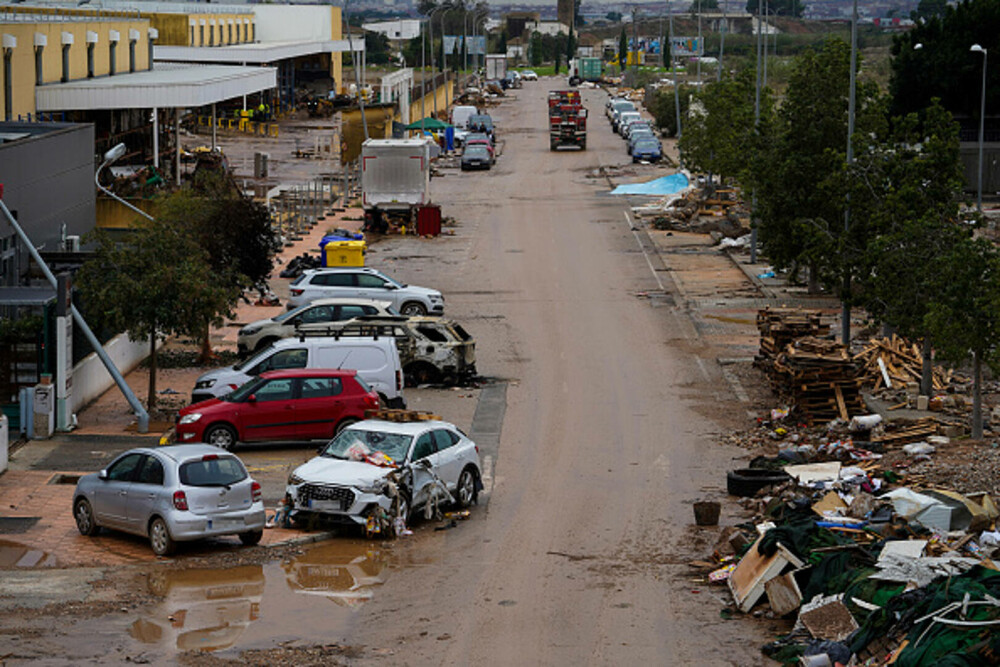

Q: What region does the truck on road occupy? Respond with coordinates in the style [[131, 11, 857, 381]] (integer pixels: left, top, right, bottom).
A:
[[361, 138, 434, 230], [548, 90, 587, 151], [568, 57, 602, 85], [485, 54, 507, 82]]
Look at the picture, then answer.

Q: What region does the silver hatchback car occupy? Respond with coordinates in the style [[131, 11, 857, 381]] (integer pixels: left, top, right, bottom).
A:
[[73, 444, 267, 556]]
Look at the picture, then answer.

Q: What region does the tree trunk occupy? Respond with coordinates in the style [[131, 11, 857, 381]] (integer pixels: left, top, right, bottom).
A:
[[972, 351, 983, 440], [808, 261, 820, 294], [920, 337, 933, 397], [199, 324, 213, 365], [147, 332, 157, 414]]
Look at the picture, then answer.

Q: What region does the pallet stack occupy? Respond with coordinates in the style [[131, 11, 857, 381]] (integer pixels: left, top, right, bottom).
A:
[[854, 335, 953, 392], [755, 307, 831, 370], [769, 337, 864, 425]]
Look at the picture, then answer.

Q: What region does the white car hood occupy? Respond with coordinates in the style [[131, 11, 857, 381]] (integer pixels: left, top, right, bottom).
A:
[[196, 367, 251, 395], [294, 457, 394, 488]]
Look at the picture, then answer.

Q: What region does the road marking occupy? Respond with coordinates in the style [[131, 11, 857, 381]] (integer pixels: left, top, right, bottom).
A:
[[719, 363, 751, 403], [624, 210, 666, 293], [480, 454, 494, 493]]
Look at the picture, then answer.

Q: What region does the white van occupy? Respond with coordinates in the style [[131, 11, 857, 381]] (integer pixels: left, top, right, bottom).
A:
[[192, 337, 404, 408], [451, 105, 479, 145]]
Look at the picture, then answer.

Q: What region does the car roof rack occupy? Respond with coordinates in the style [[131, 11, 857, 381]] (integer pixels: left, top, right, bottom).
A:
[[296, 322, 405, 342]]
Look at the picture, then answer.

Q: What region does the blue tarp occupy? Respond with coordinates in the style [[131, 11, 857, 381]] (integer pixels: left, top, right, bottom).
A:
[[610, 172, 689, 196]]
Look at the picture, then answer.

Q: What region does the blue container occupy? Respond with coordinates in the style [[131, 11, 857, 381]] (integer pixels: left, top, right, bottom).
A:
[[445, 126, 455, 151]]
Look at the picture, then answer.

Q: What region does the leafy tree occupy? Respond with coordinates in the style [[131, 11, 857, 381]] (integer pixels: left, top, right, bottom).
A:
[[925, 237, 1000, 439], [851, 101, 967, 394], [567, 26, 576, 63], [155, 172, 280, 360], [748, 38, 880, 295], [913, 0, 948, 20], [677, 69, 761, 184], [618, 27, 628, 70], [648, 86, 691, 137], [690, 0, 719, 14], [889, 0, 999, 119], [606, 11, 623, 22], [530, 33, 543, 66], [76, 221, 237, 411], [363, 31, 392, 66]]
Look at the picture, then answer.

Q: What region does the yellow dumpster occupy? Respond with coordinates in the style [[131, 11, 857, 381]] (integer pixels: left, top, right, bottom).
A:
[[322, 239, 366, 267]]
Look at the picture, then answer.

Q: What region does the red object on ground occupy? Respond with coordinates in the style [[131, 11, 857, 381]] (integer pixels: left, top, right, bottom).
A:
[[416, 204, 442, 236]]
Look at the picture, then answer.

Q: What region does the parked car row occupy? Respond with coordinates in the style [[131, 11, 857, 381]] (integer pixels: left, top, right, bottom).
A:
[[457, 109, 497, 172], [606, 96, 663, 163]]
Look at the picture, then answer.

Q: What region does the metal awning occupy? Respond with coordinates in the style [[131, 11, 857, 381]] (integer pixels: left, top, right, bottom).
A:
[[0, 287, 55, 307], [154, 39, 364, 65], [35, 63, 277, 111]]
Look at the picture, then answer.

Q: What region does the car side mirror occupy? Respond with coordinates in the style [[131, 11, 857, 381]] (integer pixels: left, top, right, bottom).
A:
[[98, 470, 108, 481], [384, 284, 397, 290], [247, 394, 257, 403]]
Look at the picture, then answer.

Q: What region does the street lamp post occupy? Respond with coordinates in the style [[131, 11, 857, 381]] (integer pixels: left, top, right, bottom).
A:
[[421, 19, 426, 133], [972, 43, 988, 214], [428, 3, 451, 117]]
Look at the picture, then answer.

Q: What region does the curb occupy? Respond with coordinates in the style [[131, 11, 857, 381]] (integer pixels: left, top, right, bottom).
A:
[[264, 529, 339, 549]]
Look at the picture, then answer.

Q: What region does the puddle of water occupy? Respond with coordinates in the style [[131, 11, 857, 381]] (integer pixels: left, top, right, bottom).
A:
[[0, 539, 56, 568], [128, 540, 389, 654]]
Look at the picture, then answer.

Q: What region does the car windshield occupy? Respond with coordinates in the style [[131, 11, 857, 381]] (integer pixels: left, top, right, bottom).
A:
[[232, 346, 271, 372], [321, 429, 412, 464], [179, 456, 248, 487], [465, 147, 490, 156], [226, 376, 268, 402], [635, 141, 660, 151], [273, 304, 309, 323]]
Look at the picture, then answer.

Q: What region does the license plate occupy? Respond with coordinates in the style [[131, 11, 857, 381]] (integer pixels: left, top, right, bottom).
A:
[[307, 499, 342, 512], [209, 518, 243, 530]]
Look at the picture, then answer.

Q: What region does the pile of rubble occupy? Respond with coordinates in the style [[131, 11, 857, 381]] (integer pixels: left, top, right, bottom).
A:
[[636, 187, 750, 238], [705, 308, 1000, 664]]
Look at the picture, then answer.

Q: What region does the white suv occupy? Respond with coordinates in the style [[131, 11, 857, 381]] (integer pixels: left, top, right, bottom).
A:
[[237, 298, 397, 355], [287, 268, 444, 316]]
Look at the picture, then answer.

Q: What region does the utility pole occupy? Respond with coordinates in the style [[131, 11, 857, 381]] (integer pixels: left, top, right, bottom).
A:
[[842, 0, 858, 345], [421, 18, 426, 132], [718, 0, 726, 81], [751, 0, 762, 264], [696, 0, 702, 86], [668, 0, 681, 143], [762, 0, 768, 87], [631, 6, 639, 79]]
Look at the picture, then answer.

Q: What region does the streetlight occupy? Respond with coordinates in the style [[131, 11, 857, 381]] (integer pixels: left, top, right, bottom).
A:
[[972, 43, 987, 214], [96, 143, 154, 222], [428, 2, 452, 117]]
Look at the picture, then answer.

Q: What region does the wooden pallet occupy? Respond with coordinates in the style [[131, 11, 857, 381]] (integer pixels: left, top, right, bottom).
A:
[[365, 409, 441, 422]]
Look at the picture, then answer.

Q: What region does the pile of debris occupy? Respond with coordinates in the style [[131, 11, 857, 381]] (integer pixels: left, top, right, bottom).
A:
[[770, 337, 865, 426], [855, 336, 953, 394], [756, 307, 831, 368], [639, 188, 749, 237], [703, 449, 1000, 665]]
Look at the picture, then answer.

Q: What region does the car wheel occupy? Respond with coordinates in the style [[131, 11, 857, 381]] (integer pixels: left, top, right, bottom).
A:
[[239, 530, 263, 546], [335, 417, 359, 435], [455, 467, 478, 508], [400, 301, 427, 316], [396, 489, 412, 526], [149, 517, 176, 556], [204, 423, 238, 450], [405, 361, 441, 386], [74, 498, 99, 536]]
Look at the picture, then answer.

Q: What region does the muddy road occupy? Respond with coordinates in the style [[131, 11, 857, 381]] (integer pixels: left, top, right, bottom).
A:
[[2, 80, 777, 665]]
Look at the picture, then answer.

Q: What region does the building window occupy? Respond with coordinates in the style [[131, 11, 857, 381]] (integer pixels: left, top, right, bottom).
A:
[[109, 40, 117, 76], [34, 46, 43, 85], [129, 39, 136, 72], [209, 25, 214, 47], [61, 44, 70, 83], [189, 25, 194, 46], [87, 43, 95, 78], [250, 23, 255, 42]]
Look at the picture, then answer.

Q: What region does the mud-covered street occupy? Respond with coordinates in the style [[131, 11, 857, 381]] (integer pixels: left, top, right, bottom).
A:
[[1, 80, 781, 665]]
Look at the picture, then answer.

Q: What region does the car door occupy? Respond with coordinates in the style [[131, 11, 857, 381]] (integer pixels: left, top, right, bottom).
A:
[[431, 429, 464, 489], [238, 377, 297, 442], [126, 454, 166, 535], [295, 376, 345, 440], [92, 452, 144, 528], [407, 431, 443, 505], [354, 272, 397, 306]]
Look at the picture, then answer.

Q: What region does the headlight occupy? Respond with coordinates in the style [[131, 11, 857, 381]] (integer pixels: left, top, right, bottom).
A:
[[194, 379, 216, 390], [358, 479, 388, 495], [241, 324, 263, 336], [430, 294, 443, 302], [178, 413, 202, 425], [288, 473, 305, 485]]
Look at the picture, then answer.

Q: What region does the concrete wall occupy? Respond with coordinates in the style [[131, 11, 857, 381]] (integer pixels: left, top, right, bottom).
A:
[[252, 5, 336, 42], [407, 79, 455, 124], [1, 18, 152, 120], [70, 333, 159, 413], [0, 122, 95, 282]]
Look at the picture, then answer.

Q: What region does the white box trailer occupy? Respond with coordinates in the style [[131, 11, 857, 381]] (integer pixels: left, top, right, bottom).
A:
[[361, 138, 432, 212], [485, 54, 507, 81]]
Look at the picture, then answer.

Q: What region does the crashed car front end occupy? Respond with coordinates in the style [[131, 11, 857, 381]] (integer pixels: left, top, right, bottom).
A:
[[286, 464, 395, 525]]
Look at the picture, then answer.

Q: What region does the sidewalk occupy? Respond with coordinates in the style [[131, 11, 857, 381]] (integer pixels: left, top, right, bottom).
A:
[[0, 206, 364, 568]]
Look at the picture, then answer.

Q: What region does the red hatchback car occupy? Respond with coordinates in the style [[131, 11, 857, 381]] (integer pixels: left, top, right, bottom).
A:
[[176, 369, 379, 450]]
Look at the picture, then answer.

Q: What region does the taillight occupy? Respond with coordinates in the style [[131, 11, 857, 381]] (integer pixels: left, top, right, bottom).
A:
[[173, 490, 189, 511], [201, 454, 218, 461], [366, 392, 379, 407], [290, 288, 304, 296], [251, 481, 262, 503], [396, 370, 402, 391]]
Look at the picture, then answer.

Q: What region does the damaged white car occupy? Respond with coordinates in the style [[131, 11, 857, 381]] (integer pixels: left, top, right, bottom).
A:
[[286, 419, 482, 532]]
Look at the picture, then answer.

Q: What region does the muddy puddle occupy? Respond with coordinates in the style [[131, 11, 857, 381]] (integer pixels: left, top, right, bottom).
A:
[[127, 540, 392, 655], [0, 539, 56, 568]]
